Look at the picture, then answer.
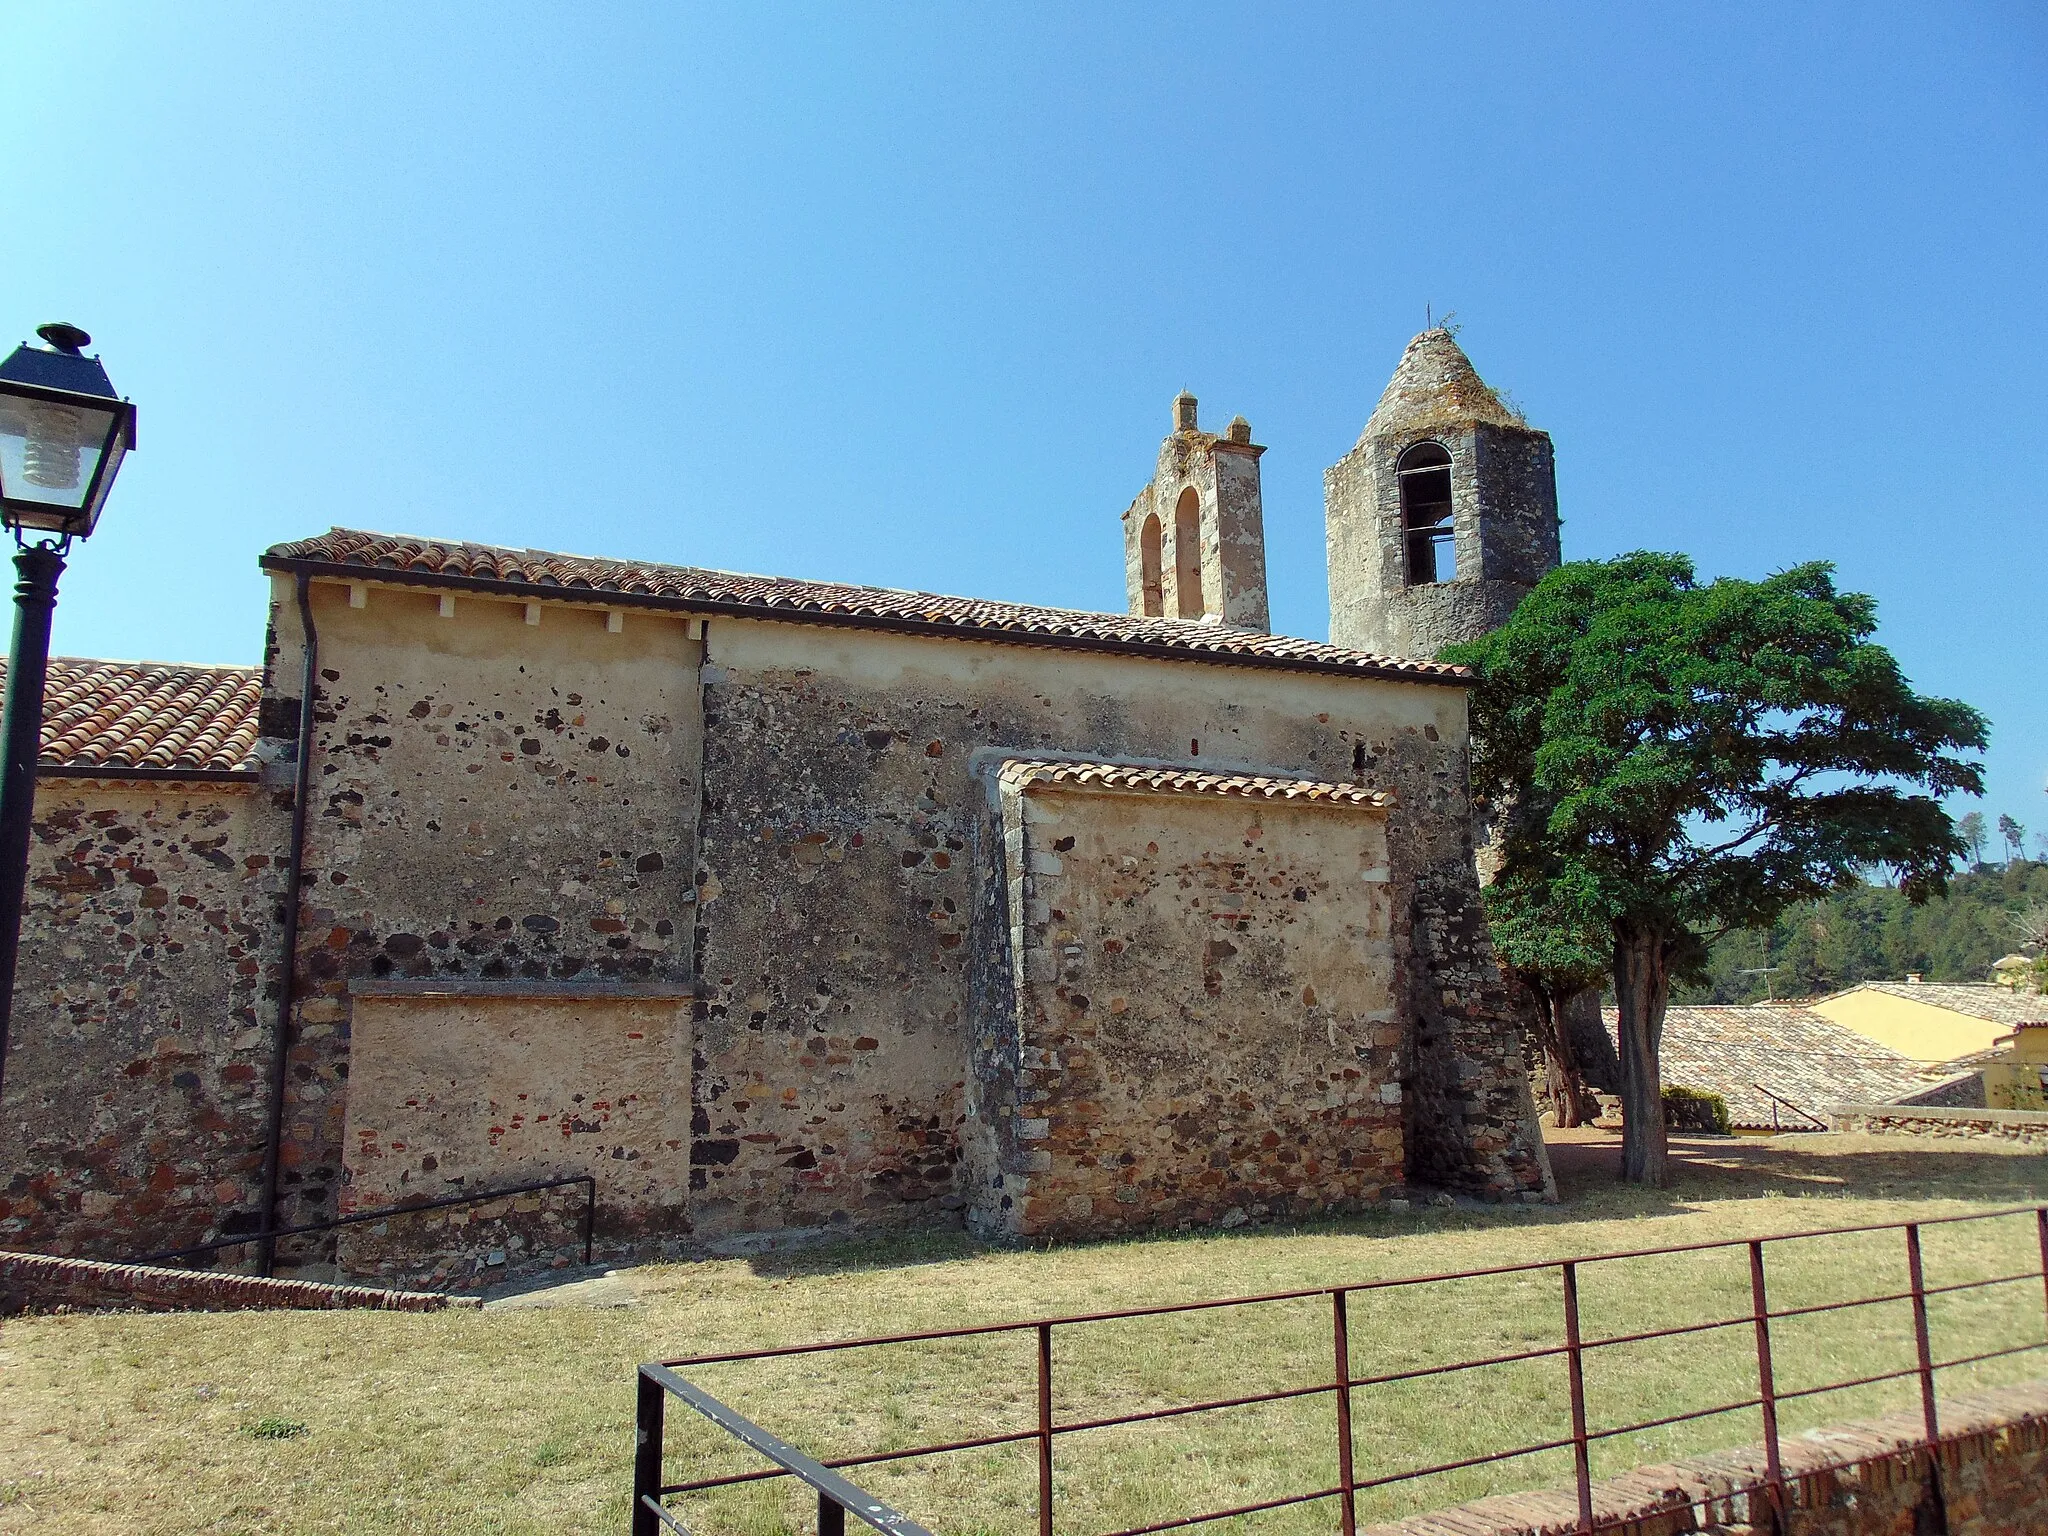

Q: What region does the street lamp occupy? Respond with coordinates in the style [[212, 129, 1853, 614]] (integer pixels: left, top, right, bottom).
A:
[[0, 324, 136, 1106]]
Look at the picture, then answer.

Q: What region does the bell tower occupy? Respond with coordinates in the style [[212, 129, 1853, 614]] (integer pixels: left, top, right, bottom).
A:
[[1325, 330, 1559, 658], [1121, 391, 1270, 631]]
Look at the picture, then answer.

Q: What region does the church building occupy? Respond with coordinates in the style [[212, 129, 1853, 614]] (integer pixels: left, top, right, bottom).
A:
[[0, 329, 1560, 1285]]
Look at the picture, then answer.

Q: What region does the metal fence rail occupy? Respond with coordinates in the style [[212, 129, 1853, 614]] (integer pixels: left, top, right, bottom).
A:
[[634, 1204, 2048, 1536], [135, 1171, 596, 1276]]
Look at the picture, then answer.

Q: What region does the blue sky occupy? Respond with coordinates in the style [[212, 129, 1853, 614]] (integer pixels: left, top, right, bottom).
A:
[[4, 5, 2043, 840]]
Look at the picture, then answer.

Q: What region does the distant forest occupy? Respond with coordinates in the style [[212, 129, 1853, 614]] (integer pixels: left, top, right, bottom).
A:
[[1674, 859, 2048, 1005]]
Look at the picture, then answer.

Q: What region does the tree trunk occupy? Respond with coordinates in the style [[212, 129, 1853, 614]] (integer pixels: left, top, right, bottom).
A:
[[1612, 922, 1672, 1186], [1529, 983, 1586, 1127], [1564, 988, 1622, 1094]]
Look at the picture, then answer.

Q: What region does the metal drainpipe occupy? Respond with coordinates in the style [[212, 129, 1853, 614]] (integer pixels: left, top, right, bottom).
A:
[[256, 573, 318, 1277]]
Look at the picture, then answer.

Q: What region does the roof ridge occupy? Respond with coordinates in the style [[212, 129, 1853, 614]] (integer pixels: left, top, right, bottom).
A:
[[3, 656, 264, 676], [328, 527, 1168, 623], [261, 527, 1472, 684]]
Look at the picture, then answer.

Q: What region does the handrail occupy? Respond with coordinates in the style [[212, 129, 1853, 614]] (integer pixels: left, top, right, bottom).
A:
[[133, 1172, 595, 1270], [1750, 1081, 1828, 1130], [638, 1363, 936, 1536], [632, 1203, 2048, 1536], [664, 1200, 2048, 1366]]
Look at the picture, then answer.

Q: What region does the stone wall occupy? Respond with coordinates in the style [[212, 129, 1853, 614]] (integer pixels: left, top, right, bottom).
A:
[[1359, 1379, 2048, 1536], [966, 766, 1404, 1239], [1325, 420, 1559, 663], [1831, 1104, 2048, 1148], [1119, 399, 1270, 630], [260, 579, 704, 1266], [336, 985, 691, 1281], [687, 618, 1547, 1244], [0, 778, 287, 1258], [9, 575, 1549, 1271]]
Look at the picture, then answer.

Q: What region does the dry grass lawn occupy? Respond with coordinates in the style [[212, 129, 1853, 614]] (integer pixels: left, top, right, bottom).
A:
[[4, 1130, 2046, 1536]]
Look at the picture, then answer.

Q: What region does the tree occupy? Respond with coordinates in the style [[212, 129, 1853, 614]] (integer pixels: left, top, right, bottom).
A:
[[1998, 813, 2025, 865], [1448, 554, 1986, 1185], [1484, 865, 1610, 1127], [2013, 901, 2048, 954], [1959, 811, 1988, 868]]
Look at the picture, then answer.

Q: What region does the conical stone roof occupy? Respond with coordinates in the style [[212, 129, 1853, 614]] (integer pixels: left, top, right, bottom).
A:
[[1358, 329, 1526, 444]]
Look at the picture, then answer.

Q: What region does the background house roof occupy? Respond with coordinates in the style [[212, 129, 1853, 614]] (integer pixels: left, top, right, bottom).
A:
[[1822, 982, 2048, 1028], [261, 529, 1472, 685], [6, 659, 265, 779], [1606, 1003, 1932, 1131]]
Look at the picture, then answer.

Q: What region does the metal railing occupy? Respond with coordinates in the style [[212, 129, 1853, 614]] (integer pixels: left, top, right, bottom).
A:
[[1749, 1082, 1829, 1131], [135, 1172, 596, 1276], [634, 1204, 2048, 1536]]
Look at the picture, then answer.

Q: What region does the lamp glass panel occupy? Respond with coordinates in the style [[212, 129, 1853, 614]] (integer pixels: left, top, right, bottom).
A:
[[0, 394, 118, 512]]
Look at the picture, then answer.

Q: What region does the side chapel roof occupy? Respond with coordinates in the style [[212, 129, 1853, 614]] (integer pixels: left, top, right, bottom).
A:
[[261, 528, 1471, 685], [997, 758, 1395, 808], [5, 658, 265, 779], [1360, 328, 1529, 444]]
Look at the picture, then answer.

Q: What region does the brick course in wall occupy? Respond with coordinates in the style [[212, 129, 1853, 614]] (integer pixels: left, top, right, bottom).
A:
[[1360, 1379, 2048, 1536], [0, 1249, 478, 1314]]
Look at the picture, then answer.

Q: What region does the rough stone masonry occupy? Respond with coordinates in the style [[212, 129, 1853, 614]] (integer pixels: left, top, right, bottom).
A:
[[1, 329, 1558, 1281]]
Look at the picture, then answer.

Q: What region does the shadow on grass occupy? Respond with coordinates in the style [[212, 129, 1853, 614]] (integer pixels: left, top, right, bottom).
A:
[[734, 1132, 2048, 1285], [1551, 1130, 2048, 1208]]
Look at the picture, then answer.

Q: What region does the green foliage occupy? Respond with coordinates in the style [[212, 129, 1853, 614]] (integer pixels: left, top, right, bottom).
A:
[[1661, 1085, 1732, 1135], [1447, 552, 1988, 945], [240, 1416, 309, 1441], [1997, 813, 2026, 861], [1448, 551, 1987, 1181], [1678, 860, 2048, 1002], [1482, 864, 1609, 996]]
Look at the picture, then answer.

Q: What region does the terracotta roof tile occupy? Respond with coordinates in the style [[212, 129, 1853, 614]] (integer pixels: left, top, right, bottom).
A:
[[999, 758, 1395, 807], [7, 658, 265, 777], [261, 528, 1469, 683], [1603, 1004, 1932, 1130]]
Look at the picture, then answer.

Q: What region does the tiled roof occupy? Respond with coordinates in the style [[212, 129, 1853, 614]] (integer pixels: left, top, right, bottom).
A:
[[1605, 1004, 1932, 1131], [261, 529, 1469, 684], [9, 658, 265, 778], [1825, 982, 2048, 1028], [998, 758, 1395, 807]]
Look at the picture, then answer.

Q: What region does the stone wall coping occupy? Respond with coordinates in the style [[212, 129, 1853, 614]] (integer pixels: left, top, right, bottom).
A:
[[1831, 1102, 2048, 1126], [348, 978, 701, 1000], [1, 1250, 481, 1315]]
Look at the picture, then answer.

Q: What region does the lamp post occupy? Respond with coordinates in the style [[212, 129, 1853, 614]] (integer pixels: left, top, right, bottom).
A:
[[0, 324, 136, 1106]]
